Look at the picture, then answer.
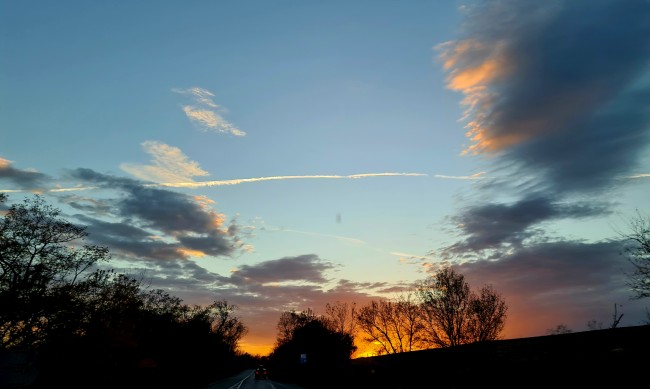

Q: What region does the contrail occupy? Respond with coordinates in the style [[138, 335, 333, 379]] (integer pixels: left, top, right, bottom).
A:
[[149, 172, 429, 188], [1, 171, 493, 193]]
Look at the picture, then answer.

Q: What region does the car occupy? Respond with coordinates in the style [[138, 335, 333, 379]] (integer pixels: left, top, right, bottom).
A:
[[254, 365, 268, 380]]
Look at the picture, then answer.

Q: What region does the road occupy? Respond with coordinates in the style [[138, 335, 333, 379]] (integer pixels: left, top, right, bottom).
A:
[[204, 369, 305, 389]]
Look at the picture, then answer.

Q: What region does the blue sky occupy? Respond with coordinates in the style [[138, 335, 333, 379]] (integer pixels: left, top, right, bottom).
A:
[[2, 0, 650, 355]]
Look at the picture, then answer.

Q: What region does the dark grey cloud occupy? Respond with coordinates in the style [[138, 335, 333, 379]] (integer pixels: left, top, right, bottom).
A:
[[508, 97, 650, 194], [443, 195, 611, 256], [99, 235, 185, 261], [436, 2, 650, 339], [438, 0, 650, 263], [139, 259, 229, 288], [118, 186, 217, 235], [68, 168, 223, 235], [57, 194, 114, 216], [178, 233, 237, 257], [75, 214, 151, 241], [329, 279, 389, 294], [232, 254, 335, 284], [453, 239, 648, 336], [67, 168, 242, 259], [443, 0, 650, 195], [0, 159, 50, 191]]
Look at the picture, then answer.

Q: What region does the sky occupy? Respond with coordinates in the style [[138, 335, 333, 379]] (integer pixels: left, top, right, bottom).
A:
[[2, 0, 650, 357]]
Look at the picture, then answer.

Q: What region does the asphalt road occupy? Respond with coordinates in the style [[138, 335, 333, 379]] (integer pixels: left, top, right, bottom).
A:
[[204, 369, 305, 389]]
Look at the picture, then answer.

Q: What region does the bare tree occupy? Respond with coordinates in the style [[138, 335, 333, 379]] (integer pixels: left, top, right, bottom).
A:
[[466, 285, 507, 342], [356, 293, 424, 355], [207, 300, 248, 353], [275, 308, 317, 346], [0, 195, 110, 348], [546, 324, 572, 335], [394, 292, 426, 351], [416, 267, 507, 348], [417, 268, 471, 347], [587, 320, 604, 331], [357, 300, 399, 355], [324, 300, 357, 336], [610, 303, 624, 329], [619, 210, 650, 299]]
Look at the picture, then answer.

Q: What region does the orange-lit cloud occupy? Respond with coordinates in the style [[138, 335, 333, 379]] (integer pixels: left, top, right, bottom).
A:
[[120, 141, 210, 184], [438, 39, 523, 154], [177, 248, 206, 258]]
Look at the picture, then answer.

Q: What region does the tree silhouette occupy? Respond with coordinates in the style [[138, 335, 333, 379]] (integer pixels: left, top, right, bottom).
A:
[[416, 267, 507, 347], [618, 210, 650, 299], [0, 195, 251, 389], [324, 300, 357, 337], [0, 194, 110, 349], [546, 324, 572, 335], [275, 308, 318, 347], [269, 309, 356, 388], [356, 292, 425, 355]]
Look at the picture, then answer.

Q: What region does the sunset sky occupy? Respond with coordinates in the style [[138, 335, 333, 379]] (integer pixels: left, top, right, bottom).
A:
[[2, 0, 650, 356]]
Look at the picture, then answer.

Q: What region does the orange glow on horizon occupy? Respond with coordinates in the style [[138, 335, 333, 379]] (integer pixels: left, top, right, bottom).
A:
[[239, 336, 377, 359], [240, 342, 273, 357]]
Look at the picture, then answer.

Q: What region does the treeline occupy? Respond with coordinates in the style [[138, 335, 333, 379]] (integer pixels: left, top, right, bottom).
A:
[[267, 308, 356, 387], [264, 269, 508, 388], [0, 195, 254, 389], [1, 194, 511, 389]]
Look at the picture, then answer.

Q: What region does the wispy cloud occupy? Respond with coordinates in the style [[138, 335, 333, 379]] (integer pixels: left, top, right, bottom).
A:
[[173, 87, 246, 136], [269, 227, 366, 246], [391, 251, 436, 262], [120, 141, 210, 183]]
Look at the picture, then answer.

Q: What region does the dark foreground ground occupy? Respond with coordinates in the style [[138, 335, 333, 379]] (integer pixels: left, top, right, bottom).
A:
[[345, 325, 650, 388], [3, 325, 648, 389]]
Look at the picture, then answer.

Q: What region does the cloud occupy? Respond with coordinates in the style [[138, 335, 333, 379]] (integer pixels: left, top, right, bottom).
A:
[[120, 141, 210, 184], [625, 173, 650, 179], [452, 239, 648, 338], [0, 157, 51, 192], [231, 254, 335, 284], [440, 0, 650, 195], [442, 195, 612, 258], [437, 0, 650, 261], [433, 0, 650, 339], [173, 87, 246, 136], [269, 227, 366, 246], [65, 168, 244, 260]]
